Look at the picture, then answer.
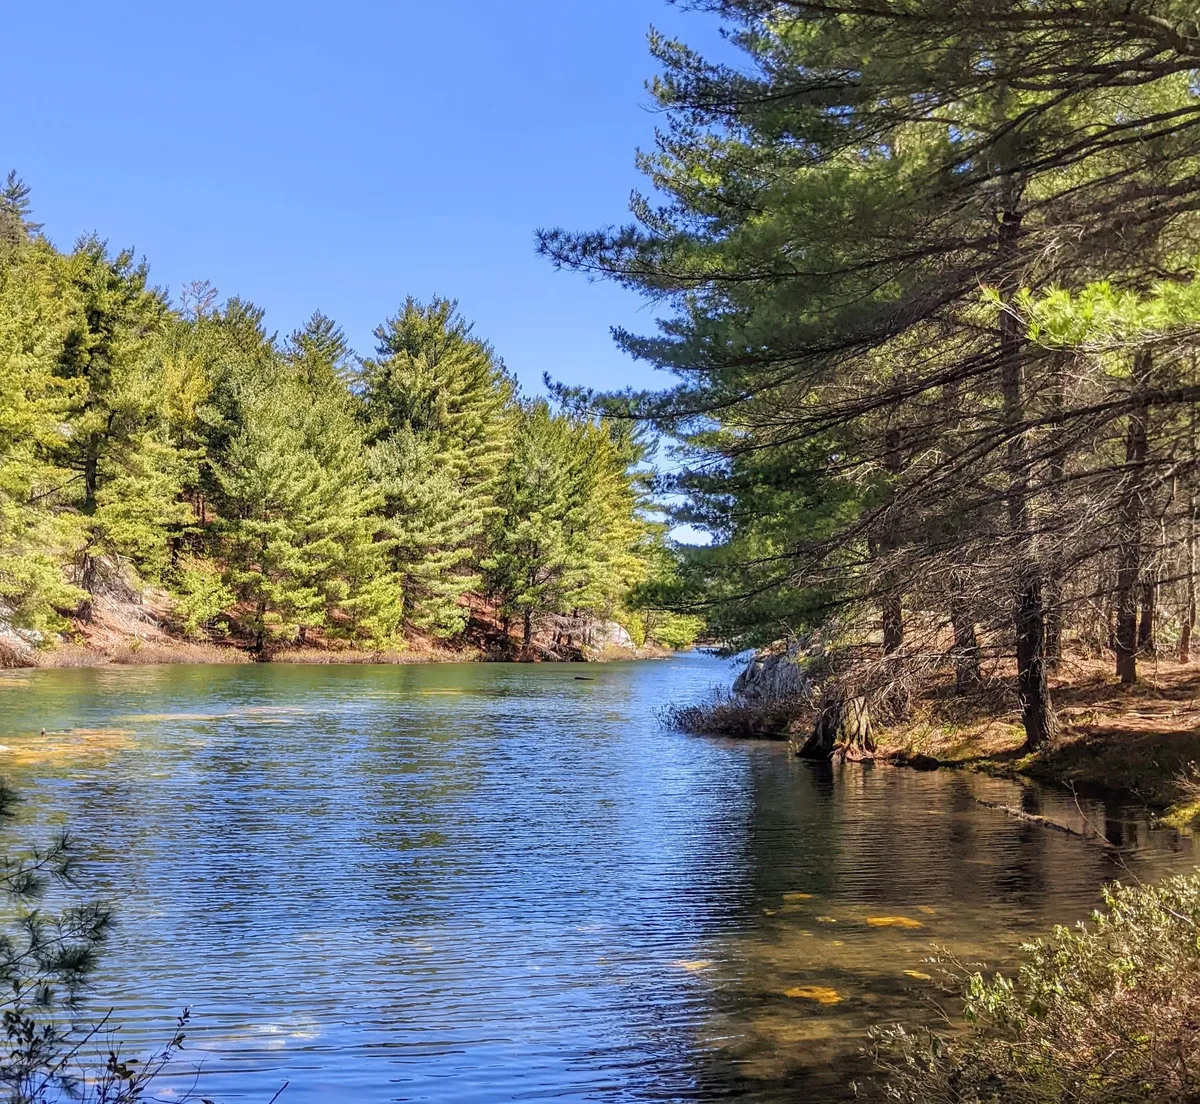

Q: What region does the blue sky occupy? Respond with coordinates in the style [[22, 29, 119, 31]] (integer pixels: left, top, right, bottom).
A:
[[7, 0, 728, 397]]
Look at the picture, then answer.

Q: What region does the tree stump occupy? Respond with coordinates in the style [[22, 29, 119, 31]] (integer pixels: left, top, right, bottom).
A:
[[799, 696, 875, 763]]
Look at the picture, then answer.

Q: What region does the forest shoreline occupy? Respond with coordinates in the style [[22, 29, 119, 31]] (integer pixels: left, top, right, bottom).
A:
[[2, 632, 679, 670], [0, 579, 683, 671], [874, 659, 1200, 828], [684, 654, 1200, 828]]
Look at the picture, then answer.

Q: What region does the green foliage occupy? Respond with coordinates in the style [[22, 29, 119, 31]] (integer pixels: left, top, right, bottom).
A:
[[213, 367, 394, 650], [92, 434, 197, 579], [876, 874, 1200, 1103], [0, 234, 85, 632], [642, 610, 704, 651], [0, 174, 668, 658], [483, 400, 651, 645], [169, 556, 234, 640], [54, 237, 169, 511], [362, 297, 512, 638], [0, 782, 194, 1102]]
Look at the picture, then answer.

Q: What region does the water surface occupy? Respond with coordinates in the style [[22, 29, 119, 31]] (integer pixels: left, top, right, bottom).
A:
[[0, 653, 1191, 1101]]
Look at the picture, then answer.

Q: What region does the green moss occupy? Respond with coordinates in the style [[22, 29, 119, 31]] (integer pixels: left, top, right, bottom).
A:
[[1160, 799, 1200, 831]]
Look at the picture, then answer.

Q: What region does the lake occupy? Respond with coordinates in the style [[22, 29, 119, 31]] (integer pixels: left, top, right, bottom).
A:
[[0, 652, 1191, 1102]]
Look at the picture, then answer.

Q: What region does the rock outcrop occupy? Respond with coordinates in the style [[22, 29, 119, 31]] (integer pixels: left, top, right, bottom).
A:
[[732, 642, 814, 704], [0, 609, 42, 667]]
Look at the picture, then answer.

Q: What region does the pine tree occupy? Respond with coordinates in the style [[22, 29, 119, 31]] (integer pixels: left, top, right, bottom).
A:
[[483, 401, 650, 648], [362, 298, 512, 637], [0, 234, 85, 632], [213, 314, 400, 651], [540, 0, 1200, 748], [484, 401, 575, 646], [0, 171, 42, 251], [55, 237, 169, 509]]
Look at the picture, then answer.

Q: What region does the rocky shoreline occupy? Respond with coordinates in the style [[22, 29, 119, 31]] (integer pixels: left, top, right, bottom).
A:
[[1, 582, 677, 670]]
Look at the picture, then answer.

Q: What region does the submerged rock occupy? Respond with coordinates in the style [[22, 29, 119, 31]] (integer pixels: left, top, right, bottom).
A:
[[785, 985, 842, 1004]]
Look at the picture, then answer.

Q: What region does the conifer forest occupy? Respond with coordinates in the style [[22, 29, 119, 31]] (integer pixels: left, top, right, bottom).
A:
[[0, 181, 699, 661]]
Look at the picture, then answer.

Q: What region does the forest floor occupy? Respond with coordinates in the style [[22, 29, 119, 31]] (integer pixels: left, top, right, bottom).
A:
[[876, 656, 1200, 827]]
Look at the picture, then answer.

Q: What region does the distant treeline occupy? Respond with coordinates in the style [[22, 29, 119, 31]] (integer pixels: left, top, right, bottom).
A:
[[0, 177, 700, 655]]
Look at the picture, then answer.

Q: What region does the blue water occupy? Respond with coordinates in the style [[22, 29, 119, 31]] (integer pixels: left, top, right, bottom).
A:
[[0, 652, 1191, 1101]]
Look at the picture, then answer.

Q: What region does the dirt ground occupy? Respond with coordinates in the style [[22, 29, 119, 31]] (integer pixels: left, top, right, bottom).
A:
[[877, 655, 1200, 825]]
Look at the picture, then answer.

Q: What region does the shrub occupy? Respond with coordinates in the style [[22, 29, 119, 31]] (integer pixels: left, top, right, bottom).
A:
[[875, 873, 1200, 1103], [0, 780, 194, 1102], [662, 687, 804, 738], [169, 556, 234, 640]]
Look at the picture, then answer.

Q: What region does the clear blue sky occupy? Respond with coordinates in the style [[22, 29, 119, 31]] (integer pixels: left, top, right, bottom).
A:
[[7, 0, 728, 396]]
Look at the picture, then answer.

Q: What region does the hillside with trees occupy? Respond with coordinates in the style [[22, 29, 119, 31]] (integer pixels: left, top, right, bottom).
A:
[[540, 0, 1200, 763], [0, 176, 700, 663]]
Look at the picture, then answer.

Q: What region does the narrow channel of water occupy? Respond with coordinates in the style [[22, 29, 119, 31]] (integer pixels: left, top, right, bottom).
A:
[[0, 653, 1191, 1102]]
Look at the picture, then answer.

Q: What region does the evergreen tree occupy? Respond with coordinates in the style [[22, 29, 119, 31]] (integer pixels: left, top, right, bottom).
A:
[[213, 312, 400, 650], [55, 237, 169, 509], [0, 234, 85, 632], [483, 401, 650, 648], [0, 171, 41, 251], [362, 297, 512, 637], [484, 401, 575, 646], [540, 0, 1200, 748]]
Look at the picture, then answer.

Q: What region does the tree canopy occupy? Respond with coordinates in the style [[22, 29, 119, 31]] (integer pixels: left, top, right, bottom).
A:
[[540, 0, 1200, 746]]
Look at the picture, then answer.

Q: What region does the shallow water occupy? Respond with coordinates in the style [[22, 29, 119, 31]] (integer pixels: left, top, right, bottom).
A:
[[0, 652, 1192, 1102]]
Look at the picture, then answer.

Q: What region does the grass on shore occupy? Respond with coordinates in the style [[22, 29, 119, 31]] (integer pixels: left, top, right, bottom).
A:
[[21, 640, 252, 667]]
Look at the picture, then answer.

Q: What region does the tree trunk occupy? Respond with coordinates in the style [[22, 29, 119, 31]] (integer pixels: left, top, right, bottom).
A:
[[522, 609, 533, 649], [882, 597, 903, 656], [1115, 348, 1150, 685], [253, 591, 267, 656], [1013, 580, 1056, 746], [880, 422, 904, 661], [1137, 578, 1156, 653], [950, 600, 982, 692], [1044, 352, 1069, 666], [76, 552, 98, 623], [83, 440, 99, 509], [998, 191, 1057, 749], [799, 696, 875, 763], [878, 420, 908, 714], [1182, 493, 1197, 664]]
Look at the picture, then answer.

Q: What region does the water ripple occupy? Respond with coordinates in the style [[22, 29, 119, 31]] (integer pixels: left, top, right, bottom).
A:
[[0, 654, 1191, 1102]]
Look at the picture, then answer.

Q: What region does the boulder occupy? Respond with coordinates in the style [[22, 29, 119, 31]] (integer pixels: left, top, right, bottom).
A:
[[0, 607, 42, 667], [733, 644, 814, 703]]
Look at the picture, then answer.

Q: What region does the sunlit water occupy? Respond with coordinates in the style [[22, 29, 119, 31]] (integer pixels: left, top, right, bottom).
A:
[[0, 652, 1192, 1102]]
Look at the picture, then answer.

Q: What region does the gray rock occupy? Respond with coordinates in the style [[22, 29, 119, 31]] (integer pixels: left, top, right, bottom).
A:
[[733, 642, 814, 703]]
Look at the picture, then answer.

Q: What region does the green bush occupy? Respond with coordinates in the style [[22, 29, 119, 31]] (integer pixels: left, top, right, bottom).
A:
[[876, 873, 1200, 1103], [169, 556, 234, 640]]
